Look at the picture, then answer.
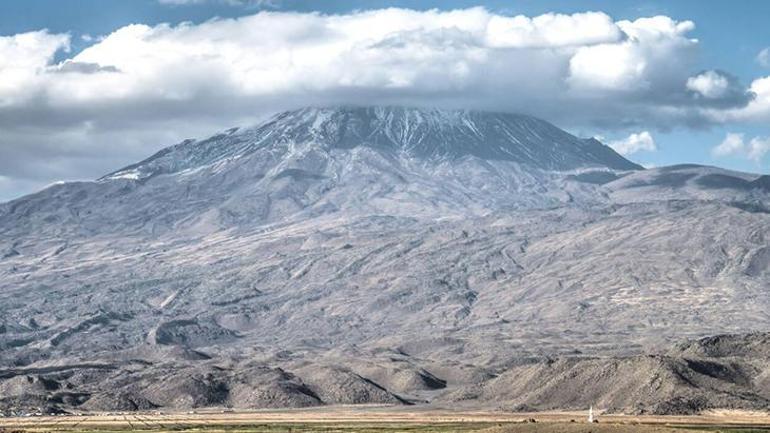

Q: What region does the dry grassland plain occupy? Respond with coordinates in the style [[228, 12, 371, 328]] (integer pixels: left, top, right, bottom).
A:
[[3, 408, 770, 433]]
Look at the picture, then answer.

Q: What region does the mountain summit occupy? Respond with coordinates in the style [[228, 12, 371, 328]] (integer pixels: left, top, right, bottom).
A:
[[255, 107, 641, 170], [104, 106, 640, 182]]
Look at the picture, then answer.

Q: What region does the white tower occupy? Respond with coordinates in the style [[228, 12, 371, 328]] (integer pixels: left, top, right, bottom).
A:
[[588, 405, 594, 423]]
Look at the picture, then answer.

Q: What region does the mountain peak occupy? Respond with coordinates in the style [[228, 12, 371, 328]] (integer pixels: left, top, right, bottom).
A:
[[102, 106, 640, 182], [262, 106, 641, 170]]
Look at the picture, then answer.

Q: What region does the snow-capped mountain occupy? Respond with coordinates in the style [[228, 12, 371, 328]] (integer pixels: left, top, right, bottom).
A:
[[0, 107, 640, 238], [0, 106, 769, 415], [103, 106, 640, 182]]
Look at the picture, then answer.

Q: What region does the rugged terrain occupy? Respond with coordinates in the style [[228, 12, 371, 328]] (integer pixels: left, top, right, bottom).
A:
[[0, 107, 768, 415]]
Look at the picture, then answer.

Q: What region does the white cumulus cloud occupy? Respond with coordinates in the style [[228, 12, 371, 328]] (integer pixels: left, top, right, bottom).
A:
[[0, 30, 70, 106], [713, 133, 746, 157], [687, 70, 730, 99], [0, 9, 735, 124], [608, 131, 657, 156], [485, 11, 621, 48], [757, 47, 770, 68], [724, 75, 770, 122], [712, 132, 770, 163], [568, 16, 696, 93], [747, 137, 770, 162]]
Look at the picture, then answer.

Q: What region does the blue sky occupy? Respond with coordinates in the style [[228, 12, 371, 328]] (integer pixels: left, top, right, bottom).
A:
[[1, 0, 770, 200]]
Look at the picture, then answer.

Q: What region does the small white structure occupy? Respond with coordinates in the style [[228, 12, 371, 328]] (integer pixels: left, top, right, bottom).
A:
[[588, 405, 594, 423]]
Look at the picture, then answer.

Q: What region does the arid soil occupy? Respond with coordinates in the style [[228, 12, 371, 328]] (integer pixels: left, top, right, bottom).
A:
[[4, 407, 770, 432]]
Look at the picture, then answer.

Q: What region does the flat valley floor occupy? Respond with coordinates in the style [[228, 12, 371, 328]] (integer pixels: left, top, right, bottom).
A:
[[4, 408, 770, 433]]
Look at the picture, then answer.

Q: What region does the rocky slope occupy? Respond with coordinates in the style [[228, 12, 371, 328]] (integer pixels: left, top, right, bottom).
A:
[[0, 106, 768, 415]]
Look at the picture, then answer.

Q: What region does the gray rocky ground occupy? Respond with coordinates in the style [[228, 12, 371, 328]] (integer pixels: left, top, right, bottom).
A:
[[0, 107, 768, 415]]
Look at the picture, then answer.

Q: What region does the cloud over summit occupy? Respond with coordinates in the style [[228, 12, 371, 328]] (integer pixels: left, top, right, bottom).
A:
[[2, 8, 754, 124], [0, 7, 768, 200]]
